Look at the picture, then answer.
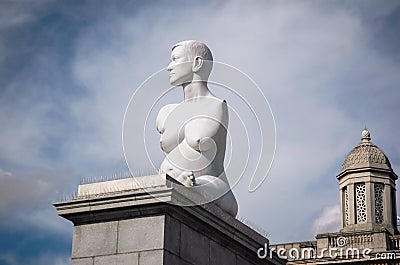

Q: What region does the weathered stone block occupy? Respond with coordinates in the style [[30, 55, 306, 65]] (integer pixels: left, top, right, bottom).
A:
[[164, 215, 181, 256], [72, 257, 93, 265], [180, 223, 210, 265], [210, 240, 236, 265], [236, 255, 255, 265], [118, 215, 165, 253], [72, 221, 117, 258], [139, 250, 163, 264], [164, 251, 192, 265], [94, 253, 138, 265]]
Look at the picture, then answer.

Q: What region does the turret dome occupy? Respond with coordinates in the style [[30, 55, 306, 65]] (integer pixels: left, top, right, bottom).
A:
[[340, 129, 392, 173]]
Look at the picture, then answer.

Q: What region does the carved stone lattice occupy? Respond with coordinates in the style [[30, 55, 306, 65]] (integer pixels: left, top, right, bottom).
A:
[[356, 183, 367, 223], [344, 188, 349, 226], [374, 183, 384, 223]]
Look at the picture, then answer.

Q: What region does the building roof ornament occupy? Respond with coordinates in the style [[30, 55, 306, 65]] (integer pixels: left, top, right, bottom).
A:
[[361, 128, 371, 142], [340, 129, 392, 173]]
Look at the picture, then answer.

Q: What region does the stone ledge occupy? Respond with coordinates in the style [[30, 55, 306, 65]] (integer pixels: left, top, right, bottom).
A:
[[54, 174, 284, 265]]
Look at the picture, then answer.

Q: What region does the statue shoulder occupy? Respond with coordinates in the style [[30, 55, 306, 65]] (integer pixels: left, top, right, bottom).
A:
[[205, 97, 227, 110], [221, 99, 228, 109], [217, 99, 228, 123], [211, 98, 228, 116], [199, 97, 228, 125], [159, 103, 179, 113]]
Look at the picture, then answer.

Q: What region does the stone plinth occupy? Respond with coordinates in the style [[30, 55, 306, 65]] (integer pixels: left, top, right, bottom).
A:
[[54, 174, 284, 265]]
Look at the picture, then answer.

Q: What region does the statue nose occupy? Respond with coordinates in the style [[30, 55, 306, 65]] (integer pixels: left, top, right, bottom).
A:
[[167, 62, 173, 71]]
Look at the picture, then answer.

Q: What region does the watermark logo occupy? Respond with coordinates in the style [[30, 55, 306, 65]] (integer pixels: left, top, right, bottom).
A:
[[336, 236, 347, 247], [257, 243, 397, 261]]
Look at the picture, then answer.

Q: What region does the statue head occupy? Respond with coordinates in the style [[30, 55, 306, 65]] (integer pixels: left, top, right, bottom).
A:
[[167, 40, 213, 86]]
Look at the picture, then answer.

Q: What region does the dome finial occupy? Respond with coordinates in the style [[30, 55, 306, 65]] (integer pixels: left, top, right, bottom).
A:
[[361, 127, 371, 143]]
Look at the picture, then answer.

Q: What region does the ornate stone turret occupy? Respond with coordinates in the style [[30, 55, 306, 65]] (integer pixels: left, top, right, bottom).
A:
[[337, 129, 398, 235], [270, 129, 400, 262]]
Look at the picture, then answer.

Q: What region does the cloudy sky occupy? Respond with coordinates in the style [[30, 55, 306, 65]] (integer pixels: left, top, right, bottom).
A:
[[1, 0, 400, 264]]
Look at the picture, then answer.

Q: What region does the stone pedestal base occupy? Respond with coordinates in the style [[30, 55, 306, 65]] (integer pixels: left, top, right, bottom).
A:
[[54, 174, 284, 265]]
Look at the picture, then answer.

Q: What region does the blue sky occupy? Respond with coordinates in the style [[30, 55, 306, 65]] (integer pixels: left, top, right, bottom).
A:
[[1, 1, 400, 264]]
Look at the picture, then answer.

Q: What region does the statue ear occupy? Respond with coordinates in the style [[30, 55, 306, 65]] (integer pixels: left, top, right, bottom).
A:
[[192, 56, 203, 72]]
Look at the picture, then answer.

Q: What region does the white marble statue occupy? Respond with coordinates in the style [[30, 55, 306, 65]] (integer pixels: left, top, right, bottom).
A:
[[156, 40, 238, 216]]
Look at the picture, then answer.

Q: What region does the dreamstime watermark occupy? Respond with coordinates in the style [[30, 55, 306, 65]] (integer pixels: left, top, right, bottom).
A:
[[257, 237, 397, 261]]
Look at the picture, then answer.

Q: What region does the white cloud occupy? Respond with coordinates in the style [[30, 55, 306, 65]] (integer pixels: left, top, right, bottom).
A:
[[0, 168, 73, 235], [14, 205, 72, 236], [311, 204, 341, 236], [0, 253, 17, 265], [0, 0, 52, 30], [0, 168, 60, 214], [1, 252, 70, 265], [0, 98, 53, 168], [0, 252, 71, 265], [27, 253, 70, 265]]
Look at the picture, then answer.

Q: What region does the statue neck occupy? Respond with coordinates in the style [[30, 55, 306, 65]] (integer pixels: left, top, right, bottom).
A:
[[182, 81, 213, 101]]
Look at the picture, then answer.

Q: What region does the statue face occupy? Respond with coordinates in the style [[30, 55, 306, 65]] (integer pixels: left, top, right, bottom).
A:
[[167, 45, 193, 86]]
